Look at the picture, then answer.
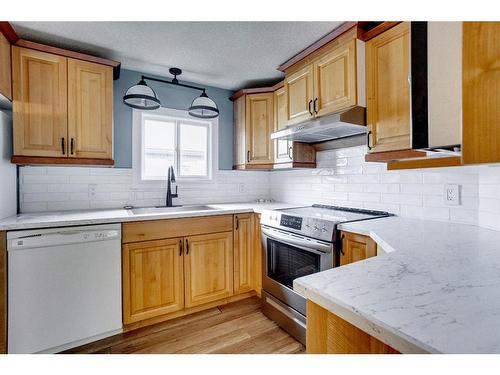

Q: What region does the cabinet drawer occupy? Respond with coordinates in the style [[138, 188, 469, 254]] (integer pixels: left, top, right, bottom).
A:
[[122, 215, 234, 243]]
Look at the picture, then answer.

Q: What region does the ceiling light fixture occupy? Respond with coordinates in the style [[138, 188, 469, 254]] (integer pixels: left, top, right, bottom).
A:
[[123, 68, 219, 119]]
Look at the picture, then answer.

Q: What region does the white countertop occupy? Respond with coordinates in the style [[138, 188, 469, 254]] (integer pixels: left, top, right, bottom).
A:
[[294, 216, 500, 353], [0, 202, 300, 231]]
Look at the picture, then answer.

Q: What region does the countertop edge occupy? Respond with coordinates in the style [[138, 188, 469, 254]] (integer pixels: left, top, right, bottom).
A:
[[0, 203, 299, 231], [294, 279, 437, 354]]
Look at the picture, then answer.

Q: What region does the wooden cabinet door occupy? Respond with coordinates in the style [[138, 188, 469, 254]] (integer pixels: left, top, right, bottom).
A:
[[245, 93, 274, 165], [274, 86, 292, 163], [233, 96, 247, 167], [0, 33, 11, 100], [184, 232, 233, 308], [233, 214, 254, 294], [68, 58, 113, 159], [463, 22, 500, 164], [366, 22, 411, 153], [12, 47, 68, 157], [122, 238, 184, 324], [313, 39, 357, 117], [285, 65, 314, 126], [253, 214, 263, 296], [340, 231, 377, 266]]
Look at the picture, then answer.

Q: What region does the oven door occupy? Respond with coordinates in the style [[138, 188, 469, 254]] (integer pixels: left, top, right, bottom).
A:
[[261, 225, 333, 316]]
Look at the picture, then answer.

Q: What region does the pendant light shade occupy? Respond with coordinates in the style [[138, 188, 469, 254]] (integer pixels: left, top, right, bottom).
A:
[[123, 79, 161, 110], [188, 91, 219, 119], [122, 68, 219, 118]]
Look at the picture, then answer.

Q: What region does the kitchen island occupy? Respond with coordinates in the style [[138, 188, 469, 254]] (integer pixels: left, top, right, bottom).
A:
[[294, 216, 500, 353]]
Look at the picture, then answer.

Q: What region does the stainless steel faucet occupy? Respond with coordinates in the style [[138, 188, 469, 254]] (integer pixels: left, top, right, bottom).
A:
[[166, 166, 178, 207]]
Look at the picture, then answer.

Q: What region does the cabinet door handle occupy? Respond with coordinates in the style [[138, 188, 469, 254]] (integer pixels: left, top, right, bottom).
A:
[[247, 150, 250, 163], [235, 216, 239, 230], [70, 138, 74, 155], [313, 98, 318, 114], [367, 130, 372, 150], [308, 100, 313, 115], [61, 137, 65, 155], [185, 239, 189, 255], [288, 146, 293, 159], [179, 239, 183, 256]]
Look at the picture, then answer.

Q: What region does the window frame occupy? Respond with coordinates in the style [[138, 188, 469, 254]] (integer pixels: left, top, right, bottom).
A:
[[132, 107, 218, 185]]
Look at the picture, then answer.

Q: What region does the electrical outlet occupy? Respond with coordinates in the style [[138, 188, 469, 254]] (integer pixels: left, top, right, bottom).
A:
[[239, 183, 245, 193], [444, 184, 460, 206], [88, 184, 97, 198]]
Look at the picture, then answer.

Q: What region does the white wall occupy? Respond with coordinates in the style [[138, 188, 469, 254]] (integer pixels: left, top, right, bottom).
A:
[[0, 110, 17, 219]]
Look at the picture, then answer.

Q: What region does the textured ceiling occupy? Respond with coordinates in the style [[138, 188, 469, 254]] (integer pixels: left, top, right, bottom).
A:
[[11, 21, 344, 90]]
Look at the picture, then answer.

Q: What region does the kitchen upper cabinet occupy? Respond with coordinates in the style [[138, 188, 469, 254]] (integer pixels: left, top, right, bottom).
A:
[[122, 238, 184, 325], [313, 39, 357, 117], [365, 22, 411, 154], [233, 95, 247, 166], [284, 36, 361, 128], [273, 85, 316, 169], [0, 32, 11, 100], [340, 231, 377, 266], [285, 65, 314, 125], [12, 47, 68, 157], [462, 22, 500, 164], [11, 46, 114, 164], [274, 86, 292, 164], [233, 92, 274, 169], [184, 231, 234, 308], [246, 93, 274, 165], [67, 58, 113, 159], [233, 214, 254, 294]]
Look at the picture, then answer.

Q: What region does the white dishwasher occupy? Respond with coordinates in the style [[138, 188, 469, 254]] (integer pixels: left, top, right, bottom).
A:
[[7, 224, 122, 353]]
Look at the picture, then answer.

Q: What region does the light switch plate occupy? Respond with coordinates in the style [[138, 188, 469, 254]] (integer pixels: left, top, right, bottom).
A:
[[444, 184, 460, 206]]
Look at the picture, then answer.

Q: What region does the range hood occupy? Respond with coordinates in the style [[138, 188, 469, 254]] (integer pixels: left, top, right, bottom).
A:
[[271, 106, 366, 143]]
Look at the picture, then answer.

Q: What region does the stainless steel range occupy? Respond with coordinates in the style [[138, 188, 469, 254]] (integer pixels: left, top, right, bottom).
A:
[[260, 204, 391, 344]]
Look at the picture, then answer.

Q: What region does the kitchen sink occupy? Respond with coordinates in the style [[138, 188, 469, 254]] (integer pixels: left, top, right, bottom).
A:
[[129, 205, 217, 216]]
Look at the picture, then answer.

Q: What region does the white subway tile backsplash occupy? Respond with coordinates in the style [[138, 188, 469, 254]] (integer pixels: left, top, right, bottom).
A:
[[23, 175, 69, 184], [19, 166, 271, 213], [17, 145, 500, 232], [270, 145, 499, 230]]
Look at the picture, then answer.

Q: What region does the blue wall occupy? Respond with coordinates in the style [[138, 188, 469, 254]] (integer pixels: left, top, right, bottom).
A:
[[113, 69, 234, 169]]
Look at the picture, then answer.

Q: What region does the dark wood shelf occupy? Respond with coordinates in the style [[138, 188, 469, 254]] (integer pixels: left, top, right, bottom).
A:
[[11, 155, 114, 166]]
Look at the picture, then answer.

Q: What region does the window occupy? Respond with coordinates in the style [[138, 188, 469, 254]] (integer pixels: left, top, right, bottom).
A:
[[133, 108, 217, 182]]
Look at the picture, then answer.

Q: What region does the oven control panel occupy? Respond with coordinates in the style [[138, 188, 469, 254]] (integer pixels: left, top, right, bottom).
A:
[[280, 215, 302, 230], [260, 210, 335, 242]]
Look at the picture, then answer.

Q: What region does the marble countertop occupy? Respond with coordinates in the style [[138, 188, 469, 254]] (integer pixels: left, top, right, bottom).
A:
[[0, 202, 300, 231], [294, 216, 500, 353]]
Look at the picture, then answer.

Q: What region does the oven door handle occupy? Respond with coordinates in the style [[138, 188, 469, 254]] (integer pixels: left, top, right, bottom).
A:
[[261, 225, 332, 254]]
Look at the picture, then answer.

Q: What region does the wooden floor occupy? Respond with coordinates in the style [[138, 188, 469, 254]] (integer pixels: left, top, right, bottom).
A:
[[64, 297, 305, 354]]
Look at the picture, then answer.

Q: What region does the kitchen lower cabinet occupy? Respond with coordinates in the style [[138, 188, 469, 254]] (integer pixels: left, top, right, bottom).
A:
[[253, 214, 263, 296], [233, 214, 254, 294], [307, 300, 399, 354], [121, 214, 264, 329], [122, 238, 184, 325], [340, 231, 377, 266], [0, 232, 6, 354], [184, 232, 234, 308]]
